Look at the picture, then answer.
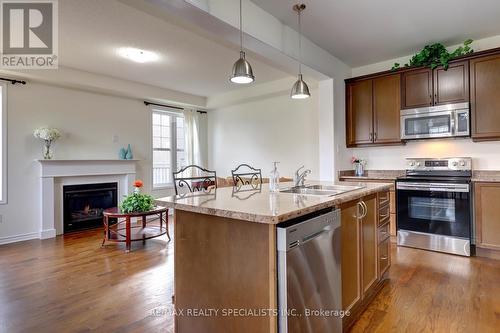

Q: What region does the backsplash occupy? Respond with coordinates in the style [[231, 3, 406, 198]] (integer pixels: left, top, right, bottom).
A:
[[340, 138, 500, 171]]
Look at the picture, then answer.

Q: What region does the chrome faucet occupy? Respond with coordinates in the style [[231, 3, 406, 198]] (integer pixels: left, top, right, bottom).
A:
[[293, 165, 312, 187]]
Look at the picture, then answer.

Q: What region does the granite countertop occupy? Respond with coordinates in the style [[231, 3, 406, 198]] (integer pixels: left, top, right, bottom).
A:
[[155, 181, 391, 224], [338, 170, 405, 181], [472, 170, 500, 182]]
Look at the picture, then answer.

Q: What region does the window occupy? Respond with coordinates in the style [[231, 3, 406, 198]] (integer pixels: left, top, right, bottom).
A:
[[152, 109, 185, 188], [0, 82, 6, 204]]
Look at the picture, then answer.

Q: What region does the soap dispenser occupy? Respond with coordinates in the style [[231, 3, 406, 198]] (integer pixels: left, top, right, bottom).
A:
[[269, 162, 280, 192]]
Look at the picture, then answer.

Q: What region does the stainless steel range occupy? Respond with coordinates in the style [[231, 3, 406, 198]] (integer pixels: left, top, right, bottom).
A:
[[396, 157, 473, 256]]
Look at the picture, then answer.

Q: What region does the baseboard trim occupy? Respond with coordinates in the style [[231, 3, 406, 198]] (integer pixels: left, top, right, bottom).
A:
[[476, 247, 500, 260], [40, 228, 56, 239], [0, 232, 40, 245]]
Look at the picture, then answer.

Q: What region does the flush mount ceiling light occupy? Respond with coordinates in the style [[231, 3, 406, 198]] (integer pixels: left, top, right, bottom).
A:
[[118, 47, 159, 63], [230, 0, 255, 84], [290, 4, 310, 99]]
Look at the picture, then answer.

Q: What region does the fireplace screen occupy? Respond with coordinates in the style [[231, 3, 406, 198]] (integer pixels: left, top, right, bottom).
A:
[[63, 183, 118, 233]]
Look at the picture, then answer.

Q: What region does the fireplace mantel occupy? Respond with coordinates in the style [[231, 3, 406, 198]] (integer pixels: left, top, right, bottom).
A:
[[37, 159, 137, 239]]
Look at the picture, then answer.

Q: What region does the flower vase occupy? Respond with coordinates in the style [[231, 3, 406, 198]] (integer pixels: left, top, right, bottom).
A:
[[43, 140, 54, 160], [354, 162, 364, 177]]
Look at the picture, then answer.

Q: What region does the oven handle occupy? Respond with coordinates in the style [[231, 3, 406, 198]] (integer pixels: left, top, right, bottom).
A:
[[397, 182, 470, 193]]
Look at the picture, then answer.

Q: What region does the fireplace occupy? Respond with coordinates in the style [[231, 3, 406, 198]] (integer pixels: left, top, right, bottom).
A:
[[63, 182, 118, 233]]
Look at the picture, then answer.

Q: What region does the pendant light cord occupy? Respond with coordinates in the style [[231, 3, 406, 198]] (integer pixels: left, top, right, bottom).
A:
[[298, 7, 302, 75], [239, 0, 243, 52]]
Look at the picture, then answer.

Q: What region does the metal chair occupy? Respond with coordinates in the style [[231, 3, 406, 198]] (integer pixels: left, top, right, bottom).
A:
[[231, 164, 262, 188], [172, 165, 217, 195]]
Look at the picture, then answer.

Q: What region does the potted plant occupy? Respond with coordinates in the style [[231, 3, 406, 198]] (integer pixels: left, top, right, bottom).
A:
[[33, 127, 61, 160], [351, 156, 367, 177], [120, 180, 155, 213]]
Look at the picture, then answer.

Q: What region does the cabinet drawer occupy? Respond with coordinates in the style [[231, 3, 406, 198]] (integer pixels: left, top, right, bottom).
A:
[[378, 204, 390, 226], [378, 238, 390, 278], [378, 222, 390, 243], [378, 191, 390, 208]]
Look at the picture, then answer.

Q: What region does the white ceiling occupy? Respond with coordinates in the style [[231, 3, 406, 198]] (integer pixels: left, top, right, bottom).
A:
[[251, 0, 500, 67], [59, 0, 290, 97]]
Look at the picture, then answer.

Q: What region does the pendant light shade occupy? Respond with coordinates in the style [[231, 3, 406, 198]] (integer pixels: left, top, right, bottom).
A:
[[230, 0, 254, 84], [291, 4, 310, 99], [291, 74, 311, 99], [230, 51, 254, 84]]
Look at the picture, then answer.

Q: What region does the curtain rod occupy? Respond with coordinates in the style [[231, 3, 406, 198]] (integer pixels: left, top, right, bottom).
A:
[[0, 77, 26, 85], [144, 101, 207, 114]]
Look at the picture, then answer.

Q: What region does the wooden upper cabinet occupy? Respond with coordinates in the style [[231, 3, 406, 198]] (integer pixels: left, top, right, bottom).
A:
[[373, 74, 401, 144], [433, 60, 469, 105], [346, 80, 373, 146], [401, 68, 433, 109], [470, 54, 500, 141], [402, 61, 470, 109]]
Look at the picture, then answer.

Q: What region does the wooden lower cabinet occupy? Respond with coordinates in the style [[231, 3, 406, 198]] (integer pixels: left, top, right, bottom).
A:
[[474, 182, 500, 251], [341, 192, 390, 331]]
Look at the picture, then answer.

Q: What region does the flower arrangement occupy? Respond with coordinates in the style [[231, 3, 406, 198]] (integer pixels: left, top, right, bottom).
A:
[[351, 156, 366, 165], [120, 180, 155, 213], [351, 156, 366, 177], [34, 127, 62, 159]]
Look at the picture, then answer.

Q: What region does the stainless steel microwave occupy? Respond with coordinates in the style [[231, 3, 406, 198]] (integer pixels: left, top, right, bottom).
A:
[[400, 102, 470, 140]]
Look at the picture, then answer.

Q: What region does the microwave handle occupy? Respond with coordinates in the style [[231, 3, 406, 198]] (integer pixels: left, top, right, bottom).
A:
[[451, 111, 457, 135]]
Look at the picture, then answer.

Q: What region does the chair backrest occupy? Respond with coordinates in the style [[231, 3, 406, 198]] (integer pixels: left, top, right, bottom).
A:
[[172, 165, 217, 195], [231, 164, 262, 187]]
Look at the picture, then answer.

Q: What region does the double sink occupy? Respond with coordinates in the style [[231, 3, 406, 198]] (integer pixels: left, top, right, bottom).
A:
[[281, 184, 365, 197]]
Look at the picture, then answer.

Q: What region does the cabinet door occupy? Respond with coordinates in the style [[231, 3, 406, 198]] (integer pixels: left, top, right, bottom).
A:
[[474, 182, 500, 250], [433, 60, 469, 105], [401, 68, 433, 109], [470, 54, 500, 141], [341, 200, 362, 312], [346, 80, 373, 146], [373, 74, 402, 144], [361, 194, 378, 294]]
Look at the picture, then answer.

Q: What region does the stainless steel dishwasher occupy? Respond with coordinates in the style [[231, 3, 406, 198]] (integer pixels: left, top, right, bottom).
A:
[[277, 208, 342, 333]]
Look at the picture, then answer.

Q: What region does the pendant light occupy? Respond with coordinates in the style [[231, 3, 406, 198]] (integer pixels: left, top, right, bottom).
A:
[[230, 0, 255, 84], [291, 4, 310, 99]]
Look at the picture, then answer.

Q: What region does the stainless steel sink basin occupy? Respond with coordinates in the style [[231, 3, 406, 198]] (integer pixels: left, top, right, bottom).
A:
[[305, 184, 365, 192], [280, 184, 364, 196]]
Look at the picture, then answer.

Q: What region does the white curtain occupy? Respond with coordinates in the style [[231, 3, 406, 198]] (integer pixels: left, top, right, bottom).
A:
[[183, 109, 201, 166]]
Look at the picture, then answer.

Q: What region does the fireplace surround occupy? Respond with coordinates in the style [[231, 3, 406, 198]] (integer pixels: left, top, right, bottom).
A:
[[38, 159, 137, 239]]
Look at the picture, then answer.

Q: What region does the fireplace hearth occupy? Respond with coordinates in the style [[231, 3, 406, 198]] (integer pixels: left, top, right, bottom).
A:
[[63, 183, 118, 233]]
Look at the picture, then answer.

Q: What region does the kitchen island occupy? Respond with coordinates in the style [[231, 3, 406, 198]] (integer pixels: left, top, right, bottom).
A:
[[156, 181, 392, 333]]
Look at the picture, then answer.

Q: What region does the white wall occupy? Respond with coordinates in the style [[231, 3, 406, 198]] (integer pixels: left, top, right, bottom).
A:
[[208, 89, 319, 180], [0, 82, 188, 242], [338, 35, 500, 171]]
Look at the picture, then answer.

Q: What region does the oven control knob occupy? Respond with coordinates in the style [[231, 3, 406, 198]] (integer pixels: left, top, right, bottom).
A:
[[452, 161, 458, 167], [416, 162, 421, 167], [460, 160, 466, 167], [409, 161, 415, 167]]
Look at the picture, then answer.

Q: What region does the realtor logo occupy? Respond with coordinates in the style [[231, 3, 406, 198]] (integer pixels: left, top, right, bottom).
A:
[[0, 0, 58, 68]]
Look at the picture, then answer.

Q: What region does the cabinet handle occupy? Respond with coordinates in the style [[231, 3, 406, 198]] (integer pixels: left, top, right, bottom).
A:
[[357, 202, 363, 218], [360, 201, 368, 218], [369, 133, 373, 141], [380, 256, 388, 260], [429, 94, 432, 105], [374, 133, 377, 141]]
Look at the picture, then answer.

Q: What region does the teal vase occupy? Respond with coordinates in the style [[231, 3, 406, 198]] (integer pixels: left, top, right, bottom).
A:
[[125, 144, 133, 160]]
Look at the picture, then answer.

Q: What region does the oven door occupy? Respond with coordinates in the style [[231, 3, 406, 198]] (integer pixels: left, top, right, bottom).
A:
[[396, 182, 471, 238], [401, 110, 454, 140]]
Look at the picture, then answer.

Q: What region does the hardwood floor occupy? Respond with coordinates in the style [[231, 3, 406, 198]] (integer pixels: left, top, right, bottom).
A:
[[350, 244, 500, 333], [0, 227, 174, 333], [1, 229, 500, 333]]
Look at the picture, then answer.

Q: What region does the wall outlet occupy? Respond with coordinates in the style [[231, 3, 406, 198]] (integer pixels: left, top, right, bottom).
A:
[[112, 134, 119, 143]]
